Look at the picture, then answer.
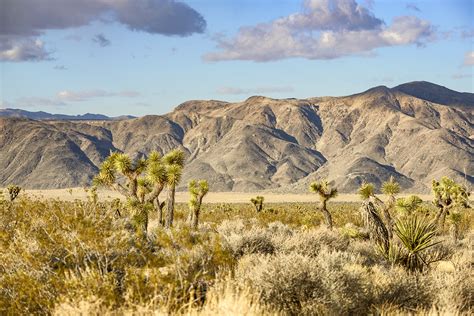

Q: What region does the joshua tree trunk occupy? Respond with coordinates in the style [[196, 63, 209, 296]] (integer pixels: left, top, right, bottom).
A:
[[450, 223, 459, 243], [191, 196, 204, 229], [361, 201, 389, 254], [154, 199, 164, 226], [165, 185, 175, 228], [320, 199, 333, 230], [434, 205, 450, 230], [370, 195, 394, 239]]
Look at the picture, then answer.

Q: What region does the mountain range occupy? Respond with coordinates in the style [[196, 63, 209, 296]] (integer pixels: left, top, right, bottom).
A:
[[1, 81, 472, 193], [0, 108, 135, 121]]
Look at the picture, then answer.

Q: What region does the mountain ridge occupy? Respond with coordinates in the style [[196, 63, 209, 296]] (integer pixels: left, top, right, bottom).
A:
[[0, 108, 135, 121], [1, 81, 472, 192]]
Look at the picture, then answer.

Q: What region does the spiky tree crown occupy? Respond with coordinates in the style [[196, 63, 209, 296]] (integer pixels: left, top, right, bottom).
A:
[[396, 195, 423, 214], [166, 164, 183, 186], [310, 180, 338, 201], [432, 176, 470, 207], [7, 185, 21, 202], [358, 182, 375, 200], [382, 176, 400, 196], [163, 149, 185, 167], [250, 196, 264, 204], [188, 179, 209, 208]]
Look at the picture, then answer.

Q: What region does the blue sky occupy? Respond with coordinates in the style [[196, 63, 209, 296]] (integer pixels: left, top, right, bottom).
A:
[[0, 0, 472, 116]]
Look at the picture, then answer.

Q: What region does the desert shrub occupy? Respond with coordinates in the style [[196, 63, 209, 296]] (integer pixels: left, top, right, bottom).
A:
[[236, 253, 325, 314], [370, 265, 434, 310], [279, 227, 349, 257]]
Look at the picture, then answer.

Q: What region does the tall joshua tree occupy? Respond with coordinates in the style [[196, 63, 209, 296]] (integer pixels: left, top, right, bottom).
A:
[[358, 182, 389, 252], [94, 150, 169, 234], [432, 177, 470, 230], [310, 180, 338, 230], [380, 176, 400, 239], [163, 149, 185, 228], [358, 180, 398, 239], [188, 179, 209, 229]]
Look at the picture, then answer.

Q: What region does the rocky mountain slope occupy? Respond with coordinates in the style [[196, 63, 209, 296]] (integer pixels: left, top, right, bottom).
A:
[[1, 81, 472, 192]]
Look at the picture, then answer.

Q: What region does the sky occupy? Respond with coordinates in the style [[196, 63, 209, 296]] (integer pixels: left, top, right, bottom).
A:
[[0, 0, 473, 116]]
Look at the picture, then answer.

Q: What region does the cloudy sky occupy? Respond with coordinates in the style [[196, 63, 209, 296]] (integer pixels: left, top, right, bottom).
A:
[[0, 0, 472, 116]]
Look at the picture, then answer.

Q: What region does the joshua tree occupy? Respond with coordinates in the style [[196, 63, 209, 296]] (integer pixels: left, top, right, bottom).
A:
[[188, 179, 209, 229], [358, 179, 399, 239], [380, 176, 400, 238], [448, 211, 462, 243], [432, 177, 470, 230], [7, 185, 21, 202], [395, 195, 423, 216], [360, 200, 390, 253], [310, 180, 338, 230], [94, 150, 170, 234], [163, 149, 185, 228], [250, 196, 264, 213]]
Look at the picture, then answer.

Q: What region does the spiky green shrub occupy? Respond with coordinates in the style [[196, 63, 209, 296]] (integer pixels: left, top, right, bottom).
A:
[[250, 196, 264, 213], [310, 180, 338, 230], [432, 177, 470, 230], [188, 179, 209, 229], [390, 216, 441, 272], [7, 184, 21, 202], [396, 195, 423, 215]]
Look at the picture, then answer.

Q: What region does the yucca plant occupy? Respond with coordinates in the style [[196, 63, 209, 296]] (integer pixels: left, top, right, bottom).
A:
[[250, 196, 264, 213], [309, 180, 338, 230], [163, 149, 185, 228], [392, 216, 441, 272], [7, 185, 21, 202], [432, 177, 470, 230], [188, 179, 209, 229]]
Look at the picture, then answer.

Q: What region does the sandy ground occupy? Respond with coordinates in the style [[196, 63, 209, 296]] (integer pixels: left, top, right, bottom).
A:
[[14, 188, 437, 203]]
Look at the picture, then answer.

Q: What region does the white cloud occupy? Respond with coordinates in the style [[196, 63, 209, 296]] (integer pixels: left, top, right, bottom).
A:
[[0, 36, 51, 62], [464, 51, 474, 66], [204, 0, 435, 62], [1, 0, 206, 61], [216, 86, 294, 95], [57, 89, 140, 102]]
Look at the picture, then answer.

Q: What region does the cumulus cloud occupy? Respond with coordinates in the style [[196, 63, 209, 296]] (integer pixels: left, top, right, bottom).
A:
[[0, 0, 206, 61], [56, 89, 140, 102], [204, 0, 435, 62], [0, 36, 52, 61], [92, 34, 111, 47], [216, 86, 294, 95], [464, 51, 474, 66]]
